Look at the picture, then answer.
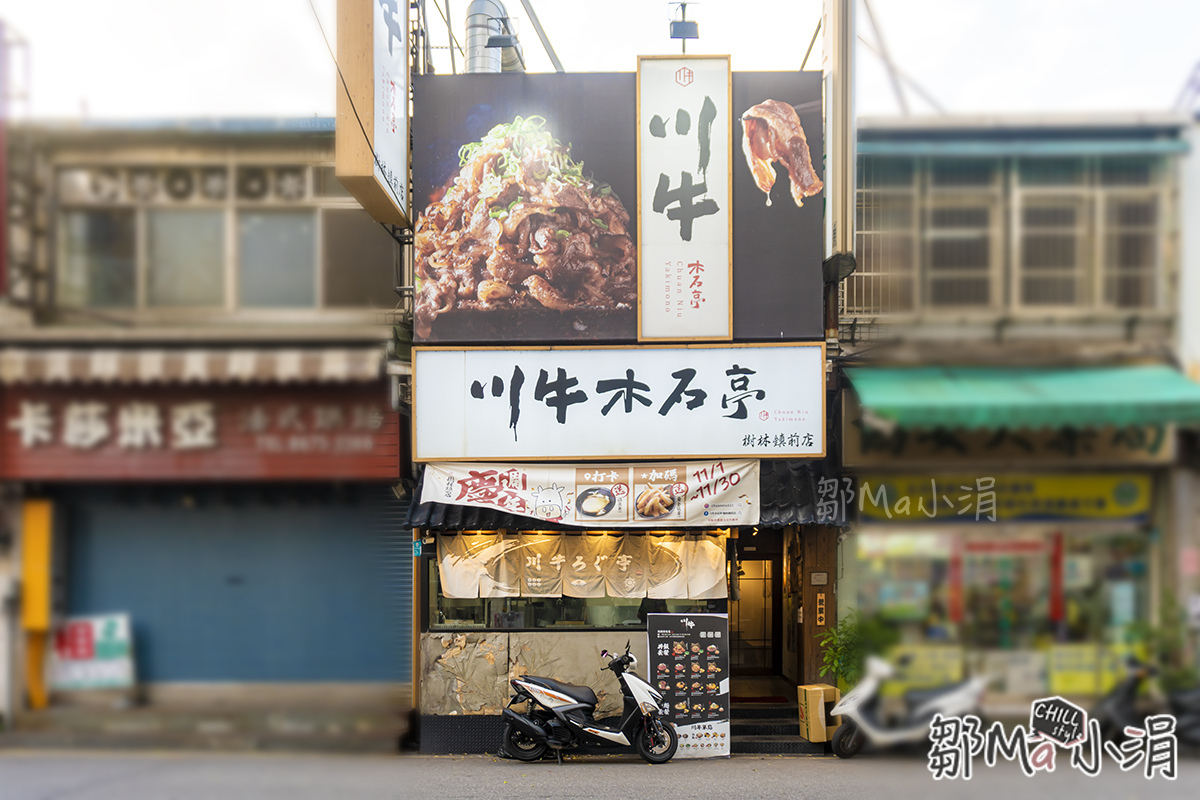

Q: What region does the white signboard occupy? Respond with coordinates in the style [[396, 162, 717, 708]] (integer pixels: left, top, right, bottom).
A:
[[421, 459, 760, 527], [335, 0, 410, 226], [49, 614, 135, 691], [371, 0, 408, 216], [638, 56, 732, 341], [413, 344, 824, 461]]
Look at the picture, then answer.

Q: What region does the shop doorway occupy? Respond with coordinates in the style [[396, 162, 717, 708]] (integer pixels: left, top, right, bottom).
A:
[[729, 557, 782, 676]]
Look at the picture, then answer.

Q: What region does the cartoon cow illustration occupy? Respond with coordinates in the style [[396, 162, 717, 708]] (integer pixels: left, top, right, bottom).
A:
[[531, 484, 567, 522]]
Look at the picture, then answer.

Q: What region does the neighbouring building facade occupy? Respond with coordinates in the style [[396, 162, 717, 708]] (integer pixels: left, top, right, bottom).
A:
[[839, 115, 1200, 702], [0, 119, 412, 740]]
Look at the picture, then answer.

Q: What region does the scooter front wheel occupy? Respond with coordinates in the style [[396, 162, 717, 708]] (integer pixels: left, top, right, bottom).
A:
[[502, 723, 548, 762], [832, 721, 864, 759], [636, 719, 678, 764]]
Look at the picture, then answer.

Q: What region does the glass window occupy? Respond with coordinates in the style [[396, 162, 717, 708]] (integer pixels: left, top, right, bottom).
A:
[[238, 210, 316, 307], [57, 210, 136, 308], [322, 209, 398, 308], [147, 209, 225, 307], [314, 166, 352, 198]]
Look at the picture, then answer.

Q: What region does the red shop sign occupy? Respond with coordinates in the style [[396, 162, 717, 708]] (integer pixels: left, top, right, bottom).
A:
[[0, 384, 402, 480]]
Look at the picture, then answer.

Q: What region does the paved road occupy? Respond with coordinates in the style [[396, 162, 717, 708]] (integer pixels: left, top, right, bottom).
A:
[[0, 750, 1196, 799]]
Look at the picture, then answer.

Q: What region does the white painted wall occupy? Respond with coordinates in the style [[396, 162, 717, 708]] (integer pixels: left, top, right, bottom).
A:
[[1179, 122, 1200, 377]]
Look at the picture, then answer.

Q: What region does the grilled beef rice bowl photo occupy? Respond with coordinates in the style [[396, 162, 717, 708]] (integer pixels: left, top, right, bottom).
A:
[[414, 115, 636, 339]]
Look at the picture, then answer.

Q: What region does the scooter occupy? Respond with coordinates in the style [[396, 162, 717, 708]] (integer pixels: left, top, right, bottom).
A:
[[1094, 657, 1200, 747], [1092, 656, 1155, 743], [830, 655, 989, 759], [501, 640, 679, 764]]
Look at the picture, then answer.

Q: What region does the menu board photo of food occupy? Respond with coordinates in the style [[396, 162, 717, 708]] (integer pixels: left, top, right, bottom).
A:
[[573, 467, 630, 524], [632, 464, 687, 523], [647, 613, 730, 758]]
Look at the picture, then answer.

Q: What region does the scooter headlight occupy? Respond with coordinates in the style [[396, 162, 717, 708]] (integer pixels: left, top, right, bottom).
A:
[[639, 701, 659, 716]]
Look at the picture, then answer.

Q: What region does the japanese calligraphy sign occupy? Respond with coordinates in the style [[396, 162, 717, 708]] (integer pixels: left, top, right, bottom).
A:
[[1, 386, 400, 480], [50, 614, 135, 691], [335, 0, 410, 226], [436, 532, 727, 601], [637, 56, 732, 341], [648, 613, 730, 758], [412, 343, 824, 461], [420, 459, 760, 528]]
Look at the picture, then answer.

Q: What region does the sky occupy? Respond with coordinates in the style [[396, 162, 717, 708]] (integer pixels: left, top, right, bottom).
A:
[[0, 0, 1195, 120]]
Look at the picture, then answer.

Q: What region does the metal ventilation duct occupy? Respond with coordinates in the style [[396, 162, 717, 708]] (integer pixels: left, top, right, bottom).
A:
[[465, 0, 524, 73]]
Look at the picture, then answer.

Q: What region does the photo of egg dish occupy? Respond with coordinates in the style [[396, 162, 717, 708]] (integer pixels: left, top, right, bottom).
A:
[[691, 663, 704, 674], [674, 701, 689, 713], [657, 680, 669, 692], [706, 645, 719, 657], [575, 487, 615, 518], [692, 703, 704, 712], [690, 643, 701, 655], [709, 702, 722, 711], [690, 682, 702, 692], [707, 663, 721, 674], [706, 683, 718, 692], [672, 642, 686, 656], [675, 681, 687, 691]]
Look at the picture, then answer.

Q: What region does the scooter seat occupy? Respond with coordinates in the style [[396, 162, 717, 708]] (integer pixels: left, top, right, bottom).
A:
[[524, 677, 598, 707], [904, 681, 973, 710]]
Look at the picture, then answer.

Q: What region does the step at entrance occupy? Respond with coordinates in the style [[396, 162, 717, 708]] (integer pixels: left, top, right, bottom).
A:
[[728, 703, 826, 756]]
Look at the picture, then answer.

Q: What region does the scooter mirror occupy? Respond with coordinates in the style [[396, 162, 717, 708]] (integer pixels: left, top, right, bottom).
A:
[[625, 639, 631, 654], [600, 650, 609, 659]]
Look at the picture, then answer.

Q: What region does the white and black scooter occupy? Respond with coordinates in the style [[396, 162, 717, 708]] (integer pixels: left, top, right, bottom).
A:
[[829, 655, 989, 758], [502, 641, 678, 764]]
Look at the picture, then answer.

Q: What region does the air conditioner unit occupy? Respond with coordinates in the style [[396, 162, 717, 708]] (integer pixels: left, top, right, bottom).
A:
[[237, 167, 269, 200], [128, 169, 158, 202], [164, 168, 196, 201], [201, 168, 228, 200], [275, 167, 306, 201]]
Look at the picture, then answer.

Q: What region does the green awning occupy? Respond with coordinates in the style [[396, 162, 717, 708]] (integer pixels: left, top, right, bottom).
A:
[[844, 365, 1200, 430]]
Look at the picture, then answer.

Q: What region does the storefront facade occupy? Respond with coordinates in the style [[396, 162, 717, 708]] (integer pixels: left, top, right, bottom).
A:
[[0, 350, 408, 711]]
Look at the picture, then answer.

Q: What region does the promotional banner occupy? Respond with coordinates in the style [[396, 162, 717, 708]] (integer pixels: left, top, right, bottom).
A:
[[50, 614, 135, 691], [410, 72, 823, 344], [637, 56, 732, 340], [648, 613, 730, 758], [436, 532, 727, 601], [420, 459, 760, 526], [413, 344, 825, 460]]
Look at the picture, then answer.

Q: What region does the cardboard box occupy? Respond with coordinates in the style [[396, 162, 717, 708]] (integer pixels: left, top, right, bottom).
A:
[[797, 683, 842, 743]]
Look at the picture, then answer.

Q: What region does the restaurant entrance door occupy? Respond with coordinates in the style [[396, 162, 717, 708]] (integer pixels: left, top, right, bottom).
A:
[[729, 556, 782, 676]]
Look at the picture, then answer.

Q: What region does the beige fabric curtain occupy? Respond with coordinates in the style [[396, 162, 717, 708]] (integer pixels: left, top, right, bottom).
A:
[[518, 532, 564, 597]]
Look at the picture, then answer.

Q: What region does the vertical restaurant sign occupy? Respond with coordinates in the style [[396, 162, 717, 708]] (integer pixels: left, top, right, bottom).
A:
[[648, 613, 730, 758], [412, 344, 824, 461], [638, 56, 732, 341], [335, 0, 410, 226], [50, 614, 135, 691], [420, 459, 759, 527]]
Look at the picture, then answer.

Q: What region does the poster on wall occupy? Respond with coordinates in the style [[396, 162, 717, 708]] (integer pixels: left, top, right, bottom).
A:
[[49, 614, 135, 691], [647, 613, 730, 758], [420, 459, 759, 527], [637, 56, 732, 340], [410, 71, 823, 344], [413, 344, 825, 460]]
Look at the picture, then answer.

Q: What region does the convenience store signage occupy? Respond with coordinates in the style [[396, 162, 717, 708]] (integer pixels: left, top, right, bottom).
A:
[[50, 614, 135, 691]]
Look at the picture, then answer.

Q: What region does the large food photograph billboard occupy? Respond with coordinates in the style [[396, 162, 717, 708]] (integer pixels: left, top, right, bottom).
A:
[[411, 69, 823, 344]]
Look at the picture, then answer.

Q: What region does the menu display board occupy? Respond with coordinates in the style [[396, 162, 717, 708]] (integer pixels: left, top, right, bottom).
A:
[[647, 612, 730, 758]]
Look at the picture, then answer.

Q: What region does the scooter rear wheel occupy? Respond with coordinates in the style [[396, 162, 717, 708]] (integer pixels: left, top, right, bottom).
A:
[[832, 721, 864, 759], [636, 720, 678, 764], [502, 723, 548, 762]]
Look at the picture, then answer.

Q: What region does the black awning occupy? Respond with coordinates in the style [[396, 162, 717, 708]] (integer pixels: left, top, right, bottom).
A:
[[405, 459, 845, 530]]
